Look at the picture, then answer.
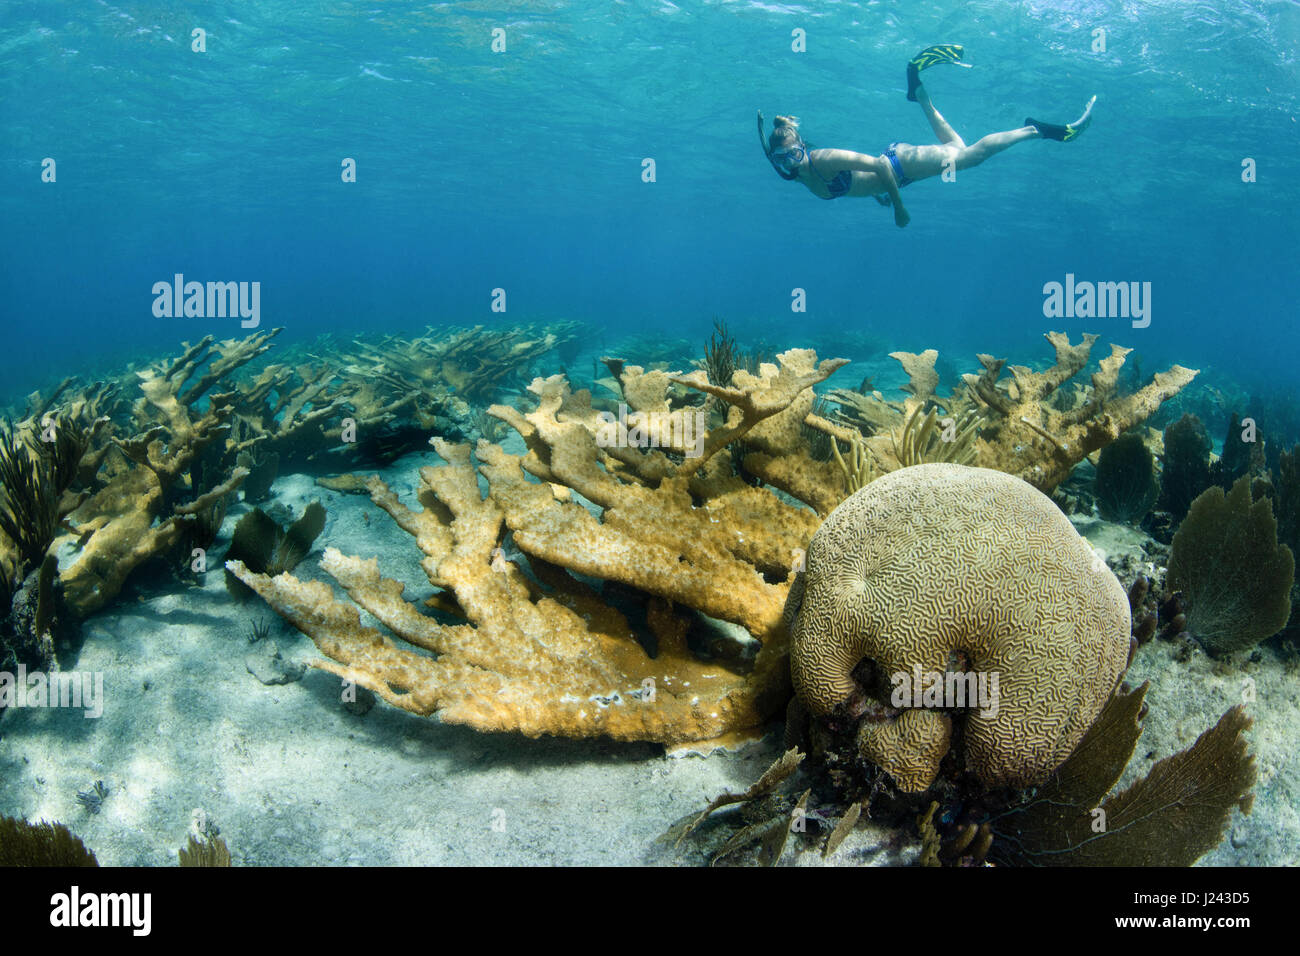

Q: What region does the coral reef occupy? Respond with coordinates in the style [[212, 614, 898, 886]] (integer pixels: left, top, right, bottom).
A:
[[225, 358, 404, 470], [0, 815, 98, 866], [0, 322, 606, 625], [1094, 431, 1159, 524], [236, 447, 279, 503], [890, 403, 981, 469], [1167, 477, 1294, 655], [1209, 413, 1262, 490], [2, 318, 1272, 870], [786, 463, 1130, 792], [214, 323, 584, 474], [662, 747, 806, 865], [1157, 413, 1212, 522], [347, 322, 582, 403], [0, 424, 64, 571], [224, 501, 326, 596], [568, 332, 1191, 522], [56, 333, 273, 615], [1, 555, 62, 688], [960, 332, 1197, 491], [230, 349, 845, 748], [986, 683, 1256, 866], [178, 834, 232, 867], [701, 318, 771, 389], [703, 318, 740, 387], [662, 746, 876, 865], [701, 680, 1256, 867], [1, 407, 113, 669], [814, 332, 1194, 497], [1275, 444, 1300, 559]]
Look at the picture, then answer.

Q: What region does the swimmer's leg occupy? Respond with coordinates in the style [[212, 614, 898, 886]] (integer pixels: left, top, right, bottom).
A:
[[916, 85, 965, 148], [893, 124, 1038, 183], [952, 127, 1040, 169]]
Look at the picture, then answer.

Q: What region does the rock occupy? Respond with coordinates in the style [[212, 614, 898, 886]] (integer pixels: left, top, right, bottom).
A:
[[244, 640, 305, 685], [1, 562, 61, 679], [190, 807, 220, 841]]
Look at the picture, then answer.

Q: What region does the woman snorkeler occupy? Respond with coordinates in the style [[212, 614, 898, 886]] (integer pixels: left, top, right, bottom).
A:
[[758, 44, 1095, 228]]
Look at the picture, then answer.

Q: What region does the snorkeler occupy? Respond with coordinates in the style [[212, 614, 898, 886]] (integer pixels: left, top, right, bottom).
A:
[[758, 44, 1096, 228]]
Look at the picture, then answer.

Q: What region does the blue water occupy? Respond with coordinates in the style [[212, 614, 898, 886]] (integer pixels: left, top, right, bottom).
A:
[[2, 0, 1298, 401]]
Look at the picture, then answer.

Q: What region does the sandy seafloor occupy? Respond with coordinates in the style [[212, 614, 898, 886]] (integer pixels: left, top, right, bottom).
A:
[[1, 370, 1296, 866]]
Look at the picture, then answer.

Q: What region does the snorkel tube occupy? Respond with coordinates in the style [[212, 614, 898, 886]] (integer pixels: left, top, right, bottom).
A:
[[758, 110, 802, 181]]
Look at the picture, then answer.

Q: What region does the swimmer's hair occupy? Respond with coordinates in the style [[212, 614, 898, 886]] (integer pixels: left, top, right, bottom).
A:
[[769, 114, 803, 150]]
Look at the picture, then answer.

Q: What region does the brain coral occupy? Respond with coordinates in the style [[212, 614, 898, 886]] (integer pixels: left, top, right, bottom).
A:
[[787, 463, 1130, 792]]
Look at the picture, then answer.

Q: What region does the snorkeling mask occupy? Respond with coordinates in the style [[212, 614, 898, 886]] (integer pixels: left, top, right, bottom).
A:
[[757, 110, 806, 181], [768, 143, 806, 179]]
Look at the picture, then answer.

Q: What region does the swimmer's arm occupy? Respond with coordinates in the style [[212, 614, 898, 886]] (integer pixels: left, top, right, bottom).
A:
[[876, 156, 909, 228], [809, 149, 909, 226]]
